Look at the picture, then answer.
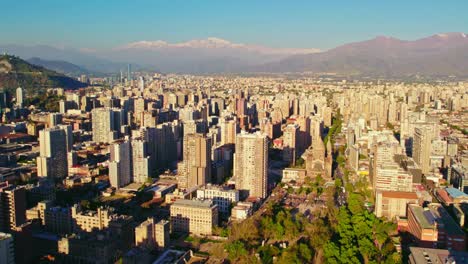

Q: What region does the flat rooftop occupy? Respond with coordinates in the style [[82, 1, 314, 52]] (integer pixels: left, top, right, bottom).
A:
[[427, 203, 465, 236], [409, 205, 435, 230], [172, 199, 215, 209], [152, 249, 190, 264], [446, 187, 468, 199], [409, 247, 468, 264], [0, 232, 12, 240]]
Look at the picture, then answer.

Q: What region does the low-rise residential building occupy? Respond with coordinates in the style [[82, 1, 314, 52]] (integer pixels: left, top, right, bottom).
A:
[[375, 191, 419, 220], [57, 232, 120, 264], [196, 184, 239, 214], [71, 205, 133, 233], [436, 187, 468, 206], [408, 204, 465, 251], [231, 201, 253, 221], [170, 199, 218, 235], [135, 218, 169, 250], [450, 163, 468, 193], [26, 201, 73, 234], [281, 168, 307, 184]]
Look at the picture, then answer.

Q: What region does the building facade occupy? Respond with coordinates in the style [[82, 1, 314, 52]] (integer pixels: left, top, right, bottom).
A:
[[234, 132, 268, 199], [170, 199, 218, 236]]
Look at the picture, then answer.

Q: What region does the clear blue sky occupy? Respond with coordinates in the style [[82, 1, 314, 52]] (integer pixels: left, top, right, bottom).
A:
[[1, 1, 467, 50]]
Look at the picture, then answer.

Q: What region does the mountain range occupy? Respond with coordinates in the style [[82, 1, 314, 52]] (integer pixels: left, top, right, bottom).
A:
[[1, 33, 467, 77], [257, 32, 468, 77], [27, 57, 90, 76]]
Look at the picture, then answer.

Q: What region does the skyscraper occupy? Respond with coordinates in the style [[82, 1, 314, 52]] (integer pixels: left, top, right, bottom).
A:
[[283, 123, 299, 165], [132, 138, 151, 184], [36, 127, 68, 179], [109, 140, 132, 189], [0, 184, 27, 232], [178, 133, 212, 189], [0, 232, 14, 264], [219, 115, 238, 146], [138, 76, 145, 92], [234, 131, 268, 199], [16, 87, 23, 107], [91, 108, 121, 143], [58, 124, 73, 152], [412, 126, 433, 175], [127, 64, 132, 81]]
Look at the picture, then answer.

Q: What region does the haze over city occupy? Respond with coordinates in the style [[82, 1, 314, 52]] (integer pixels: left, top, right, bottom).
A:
[[0, 1, 467, 264]]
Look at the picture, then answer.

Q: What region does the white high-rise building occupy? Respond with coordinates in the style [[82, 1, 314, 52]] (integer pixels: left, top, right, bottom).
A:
[[109, 140, 132, 189], [37, 127, 68, 178], [132, 138, 151, 183], [139, 76, 145, 92], [234, 131, 268, 199], [16, 87, 23, 107]]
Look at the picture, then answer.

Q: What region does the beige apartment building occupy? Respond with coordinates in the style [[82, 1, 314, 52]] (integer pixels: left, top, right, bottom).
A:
[[135, 218, 169, 250], [170, 199, 218, 236], [234, 131, 268, 199]]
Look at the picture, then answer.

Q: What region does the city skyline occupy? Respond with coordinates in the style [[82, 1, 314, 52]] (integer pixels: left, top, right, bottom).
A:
[[0, 2, 467, 263]]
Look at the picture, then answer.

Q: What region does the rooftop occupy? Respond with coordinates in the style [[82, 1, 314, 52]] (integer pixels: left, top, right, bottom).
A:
[[409, 205, 435, 230], [0, 232, 12, 240], [446, 187, 468, 199], [380, 191, 418, 199], [409, 247, 468, 264], [172, 199, 216, 209], [152, 249, 191, 264], [427, 203, 465, 236]]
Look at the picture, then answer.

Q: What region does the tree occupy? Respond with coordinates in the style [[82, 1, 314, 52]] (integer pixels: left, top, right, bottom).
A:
[[225, 240, 248, 261]]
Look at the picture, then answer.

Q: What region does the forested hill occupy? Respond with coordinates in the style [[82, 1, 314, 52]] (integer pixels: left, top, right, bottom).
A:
[[0, 54, 86, 93]]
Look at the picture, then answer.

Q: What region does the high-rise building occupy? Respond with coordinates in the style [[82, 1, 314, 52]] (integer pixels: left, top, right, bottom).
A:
[[127, 64, 132, 81], [138, 76, 145, 92], [16, 87, 23, 108], [0, 232, 14, 264], [58, 124, 73, 152], [219, 116, 238, 146], [109, 140, 132, 189], [92, 108, 121, 143], [48, 112, 63, 127], [0, 90, 9, 110], [0, 184, 27, 232], [132, 138, 151, 184], [37, 127, 68, 179], [234, 132, 268, 199], [283, 124, 299, 165], [412, 126, 433, 175], [178, 134, 212, 189]]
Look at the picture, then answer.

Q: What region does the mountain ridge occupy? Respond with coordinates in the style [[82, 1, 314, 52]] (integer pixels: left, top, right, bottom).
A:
[[27, 57, 90, 76], [253, 32, 468, 77], [1, 33, 468, 76]]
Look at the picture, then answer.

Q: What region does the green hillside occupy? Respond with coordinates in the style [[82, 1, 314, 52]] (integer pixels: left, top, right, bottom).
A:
[[0, 54, 86, 94]]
